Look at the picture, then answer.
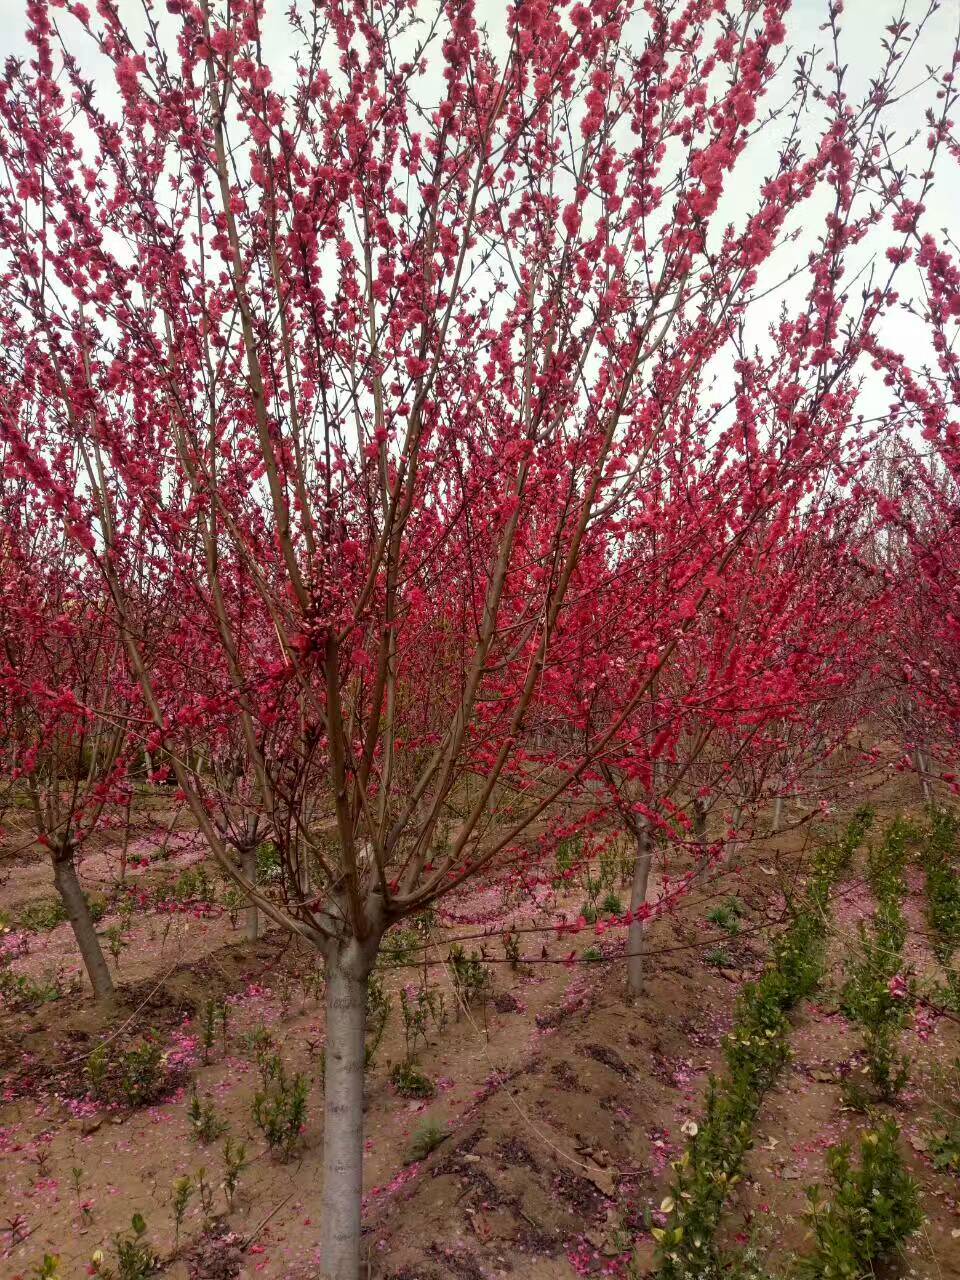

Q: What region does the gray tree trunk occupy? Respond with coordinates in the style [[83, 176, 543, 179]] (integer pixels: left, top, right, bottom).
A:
[[241, 845, 259, 941], [52, 852, 113, 1001], [626, 821, 653, 997], [320, 947, 372, 1280], [772, 792, 784, 833], [692, 796, 707, 843], [912, 748, 932, 807]]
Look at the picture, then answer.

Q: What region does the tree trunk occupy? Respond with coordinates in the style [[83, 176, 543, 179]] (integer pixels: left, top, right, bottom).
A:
[[722, 802, 744, 868], [51, 851, 113, 1001], [320, 945, 372, 1280], [692, 797, 707, 843], [912, 748, 932, 807], [626, 821, 653, 997], [771, 792, 784, 833], [241, 845, 259, 941]]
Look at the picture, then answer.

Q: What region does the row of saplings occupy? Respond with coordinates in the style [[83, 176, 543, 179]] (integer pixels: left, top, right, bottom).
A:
[[25, 926, 503, 1278], [648, 808, 959, 1280]]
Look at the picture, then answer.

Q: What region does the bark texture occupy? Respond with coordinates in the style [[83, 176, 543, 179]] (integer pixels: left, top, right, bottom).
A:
[[626, 821, 653, 996], [241, 845, 260, 941], [319, 942, 374, 1280], [51, 850, 113, 1000]]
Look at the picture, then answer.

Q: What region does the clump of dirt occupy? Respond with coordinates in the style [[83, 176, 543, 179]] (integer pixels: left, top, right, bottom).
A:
[[183, 1225, 246, 1279]]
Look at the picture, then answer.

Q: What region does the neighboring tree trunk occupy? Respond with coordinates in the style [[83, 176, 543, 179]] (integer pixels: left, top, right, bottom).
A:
[[692, 796, 707, 843], [319, 937, 377, 1280], [912, 747, 932, 807], [241, 845, 260, 941], [771, 792, 784, 833], [626, 820, 653, 997], [722, 802, 744, 868], [51, 845, 113, 1001]]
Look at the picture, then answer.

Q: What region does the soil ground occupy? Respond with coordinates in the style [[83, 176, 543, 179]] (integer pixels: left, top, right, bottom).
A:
[[1, 780, 958, 1279]]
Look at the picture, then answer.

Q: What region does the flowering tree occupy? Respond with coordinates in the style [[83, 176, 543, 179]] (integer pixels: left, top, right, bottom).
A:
[[0, 510, 129, 1000], [0, 0, 953, 1273]]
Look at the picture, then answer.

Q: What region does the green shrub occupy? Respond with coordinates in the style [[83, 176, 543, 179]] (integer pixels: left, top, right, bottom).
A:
[[381, 926, 419, 968], [19, 893, 106, 932], [364, 972, 391, 1069], [922, 809, 960, 964], [171, 865, 213, 904], [90, 1213, 160, 1279], [797, 1123, 921, 1278], [841, 819, 911, 1103], [255, 841, 282, 884], [408, 1118, 448, 1162], [0, 967, 62, 1009], [448, 946, 490, 1004], [223, 1136, 248, 1210], [252, 1059, 308, 1159], [390, 1061, 435, 1098], [706, 897, 746, 936], [86, 1037, 175, 1108], [188, 1087, 226, 1143], [199, 996, 229, 1062]]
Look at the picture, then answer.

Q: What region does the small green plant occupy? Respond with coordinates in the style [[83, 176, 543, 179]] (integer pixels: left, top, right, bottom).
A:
[[706, 897, 746, 936], [502, 930, 521, 969], [704, 946, 734, 968], [407, 1117, 448, 1162], [390, 1060, 435, 1098], [195, 1166, 215, 1223], [929, 1125, 960, 1173], [222, 1137, 248, 1210], [255, 841, 282, 883], [0, 967, 62, 1009], [200, 996, 229, 1062], [32, 1256, 61, 1279], [554, 834, 582, 879], [91, 1213, 160, 1279], [243, 1020, 273, 1060], [797, 1123, 922, 1278], [601, 892, 624, 916], [70, 1166, 93, 1226], [172, 865, 213, 904], [86, 1036, 174, 1108], [398, 983, 443, 1060], [922, 809, 960, 964], [364, 972, 391, 1069], [252, 1059, 309, 1159], [582, 946, 603, 963], [927, 1057, 960, 1172], [840, 819, 912, 1104], [19, 894, 106, 932], [171, 1175, 193, 1245], [448, 944, 491, 1012], [381, 925, 420, 968], [188, 1086, 227, 1143], [222, 885, 246, 928], [104, 923, 128, 969]]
